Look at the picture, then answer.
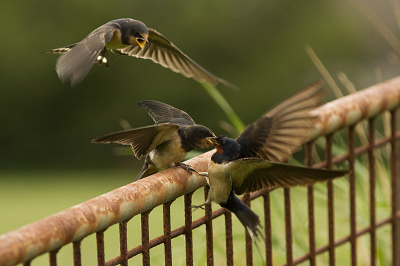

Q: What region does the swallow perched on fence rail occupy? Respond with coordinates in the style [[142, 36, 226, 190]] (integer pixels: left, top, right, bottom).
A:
[[194, 80, 350, 243], [43, 18, 235, 88], [92, 100, 215, 180]]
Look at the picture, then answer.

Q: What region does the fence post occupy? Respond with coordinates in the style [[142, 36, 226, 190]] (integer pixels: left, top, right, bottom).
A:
[[392, 109, 400, 266]]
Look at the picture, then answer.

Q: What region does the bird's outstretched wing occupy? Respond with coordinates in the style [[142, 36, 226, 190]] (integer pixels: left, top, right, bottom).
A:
[[236, 80, 326, 162], [229, 158, 349, 195], [138, 100, 196, 125], [91, 123, 180, 159], [46, 22, 120, 86], [117, 29, 236, 89]]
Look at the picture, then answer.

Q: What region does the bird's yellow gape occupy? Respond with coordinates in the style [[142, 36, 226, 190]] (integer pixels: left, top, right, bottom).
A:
[[135, 37, 147, 49], [206, 137, 216, 144]]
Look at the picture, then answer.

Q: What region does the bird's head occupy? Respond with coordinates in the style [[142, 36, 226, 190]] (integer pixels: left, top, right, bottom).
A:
[[128, 20, 149, 49], [208, 136, 241, 157], [189, 125, 215, 149]]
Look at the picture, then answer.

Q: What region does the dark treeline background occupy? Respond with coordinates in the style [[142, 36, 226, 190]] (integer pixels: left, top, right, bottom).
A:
[[1, 0, 398, 172]]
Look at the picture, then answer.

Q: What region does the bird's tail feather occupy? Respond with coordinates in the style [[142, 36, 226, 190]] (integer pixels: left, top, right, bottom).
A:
[[136, 156, 157, 181], [220, 192, 266, 264], [220, 191, 265, 242]]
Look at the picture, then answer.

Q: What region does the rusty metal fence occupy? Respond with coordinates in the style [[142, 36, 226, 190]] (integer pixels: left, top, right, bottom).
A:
[[1, 77, 400, 266]]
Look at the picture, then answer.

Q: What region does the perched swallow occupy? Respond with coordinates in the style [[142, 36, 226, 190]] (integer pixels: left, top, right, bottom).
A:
[[195, 81, 350, 242], [44, 18, 234, 87], [92, 100, 215, 180]]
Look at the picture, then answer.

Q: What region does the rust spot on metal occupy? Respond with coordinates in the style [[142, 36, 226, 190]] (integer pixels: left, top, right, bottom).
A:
[[311, 76, 400, 140]]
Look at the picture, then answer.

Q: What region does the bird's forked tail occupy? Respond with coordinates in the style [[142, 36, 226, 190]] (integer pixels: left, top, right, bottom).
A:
[[219, 191, 264, 242]]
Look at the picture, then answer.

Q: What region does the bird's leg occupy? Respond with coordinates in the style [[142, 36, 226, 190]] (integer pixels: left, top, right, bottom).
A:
[[175, 162, 199, 175], [191, 193, 212, 210]]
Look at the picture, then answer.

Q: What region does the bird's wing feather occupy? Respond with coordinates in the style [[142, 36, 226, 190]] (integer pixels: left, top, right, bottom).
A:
[[116, 29, 236, 88], [91, 123, 180, 159], [236, 80, 326, 162], [41, 44, 78, 54], [230, 158, 349, 194], [53, 22, 119, 86], [137, 100, 196, 125]]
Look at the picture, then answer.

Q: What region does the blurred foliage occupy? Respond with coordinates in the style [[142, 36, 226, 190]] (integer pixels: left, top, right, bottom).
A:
[[0, 0, 399, 171]]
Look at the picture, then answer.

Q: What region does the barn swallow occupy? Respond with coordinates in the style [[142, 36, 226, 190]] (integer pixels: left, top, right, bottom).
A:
[[194, 80, 350, 242], [92, 100, 215, 180], [43, 18, 235, 88]]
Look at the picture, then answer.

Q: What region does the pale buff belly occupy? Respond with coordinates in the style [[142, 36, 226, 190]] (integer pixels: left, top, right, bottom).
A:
[[149, 134, 188, 170], [207, 162, 232, 204]]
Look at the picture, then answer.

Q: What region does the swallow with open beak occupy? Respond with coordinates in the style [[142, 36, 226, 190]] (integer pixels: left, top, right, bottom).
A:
[[44, 18, 235, 88], [195, 80, 350, 242], [92, 100, 215, 180]]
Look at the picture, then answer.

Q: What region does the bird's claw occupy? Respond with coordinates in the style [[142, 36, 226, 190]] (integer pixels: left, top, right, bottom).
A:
[[175, 162, 198, 174], [191, 204, 206, 210]]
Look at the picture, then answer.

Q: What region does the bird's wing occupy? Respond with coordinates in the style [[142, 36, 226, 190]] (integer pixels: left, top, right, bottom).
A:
[[52, 22, 119, 86], [137, 100, 196, 125], [91, 123, 180, 159], [229, 158, 349, 194], [116, 28, 236, 89], [236, 80, 326, 162]]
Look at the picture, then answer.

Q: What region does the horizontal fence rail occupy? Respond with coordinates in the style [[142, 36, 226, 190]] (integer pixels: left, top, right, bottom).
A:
[[1, 77, 400, 266]]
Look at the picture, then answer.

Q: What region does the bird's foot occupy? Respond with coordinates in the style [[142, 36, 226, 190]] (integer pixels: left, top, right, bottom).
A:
[[191, 204, 206, 210], [175, 162, 199, 175]]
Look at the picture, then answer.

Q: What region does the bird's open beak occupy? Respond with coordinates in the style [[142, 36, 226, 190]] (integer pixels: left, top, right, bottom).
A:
[[207, 137, 219, 145], [136, 37, 148, 49]]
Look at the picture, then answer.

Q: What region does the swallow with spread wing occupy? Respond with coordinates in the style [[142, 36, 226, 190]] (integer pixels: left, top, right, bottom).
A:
[[195, 80, 350, 242], [44, 18, 235, 88], [92, 100, 215, 180]]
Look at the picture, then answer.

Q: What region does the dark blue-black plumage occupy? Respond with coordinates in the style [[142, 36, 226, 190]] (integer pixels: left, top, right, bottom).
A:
[[197, 81, 350, 244]]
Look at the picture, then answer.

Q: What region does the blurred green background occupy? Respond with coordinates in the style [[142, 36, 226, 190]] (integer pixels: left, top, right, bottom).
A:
[[1, 0, 398, 171], [1, 0, 400, 264]]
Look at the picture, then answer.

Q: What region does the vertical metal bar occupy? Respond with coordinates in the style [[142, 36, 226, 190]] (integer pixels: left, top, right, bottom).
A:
[[348, 125, 357, 266], [224, 211, 234, 266], [204, 186, 214, 266], [96, 231, 105, 266], [49, 249, 59, 266], [306, 142, 316, 266], [264, 190, 273, 266], [73, 241, 82, 266], [391, 109, 399, 266], [141, 211, 150, 266], [119, 221, 128, 266], [163, 202, 173, 266], [243, 193, 253, 266], [184, 192, 194, 266], [326, 134, 335, 266], [368, 118, 376, 266], [284, 188, 293, 266]]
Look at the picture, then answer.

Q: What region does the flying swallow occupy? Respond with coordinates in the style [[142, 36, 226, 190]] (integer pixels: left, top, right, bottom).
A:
[[44, 18, 235, 88], [195, 80, 350, 242], [92, 100, 215, 180]]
